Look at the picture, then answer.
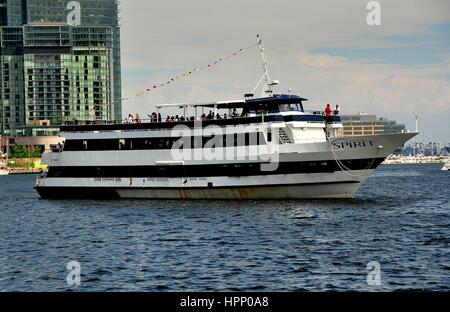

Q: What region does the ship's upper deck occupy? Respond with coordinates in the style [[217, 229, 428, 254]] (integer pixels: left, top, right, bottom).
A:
[[60, 94, 341, 133]]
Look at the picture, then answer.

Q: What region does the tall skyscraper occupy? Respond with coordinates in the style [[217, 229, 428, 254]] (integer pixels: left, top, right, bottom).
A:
[[0, 0, 121, 136]]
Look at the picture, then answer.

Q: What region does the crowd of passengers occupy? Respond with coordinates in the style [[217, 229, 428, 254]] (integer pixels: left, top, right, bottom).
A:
[[124, 105, 340, 124], [124, 108, 241, 124]]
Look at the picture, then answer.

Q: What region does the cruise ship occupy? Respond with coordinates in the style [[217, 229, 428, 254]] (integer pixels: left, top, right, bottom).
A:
[[35, 37, 417, 199]]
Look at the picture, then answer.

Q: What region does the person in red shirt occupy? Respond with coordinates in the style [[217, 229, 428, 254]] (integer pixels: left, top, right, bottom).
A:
[[325, 104, 333, 116]]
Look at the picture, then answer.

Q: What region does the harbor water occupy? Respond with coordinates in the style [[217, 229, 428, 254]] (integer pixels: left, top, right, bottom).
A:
[[0, 164, 449, 291]]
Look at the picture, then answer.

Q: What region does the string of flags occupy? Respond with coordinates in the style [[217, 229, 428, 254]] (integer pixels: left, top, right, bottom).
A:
[[121, 42, 257, 101]]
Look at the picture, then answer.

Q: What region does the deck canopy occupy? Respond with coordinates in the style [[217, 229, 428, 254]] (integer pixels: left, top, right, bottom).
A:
[[156, 94, 308, 111]]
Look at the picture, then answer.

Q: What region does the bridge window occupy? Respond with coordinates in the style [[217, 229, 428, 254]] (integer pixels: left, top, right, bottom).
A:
[[279, 103, 304, 112]]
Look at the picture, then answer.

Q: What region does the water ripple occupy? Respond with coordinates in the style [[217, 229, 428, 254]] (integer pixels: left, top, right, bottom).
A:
[[0, 164, 449, 291]]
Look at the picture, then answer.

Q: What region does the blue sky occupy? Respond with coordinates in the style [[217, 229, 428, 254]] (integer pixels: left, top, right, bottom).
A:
[[120, 0, 450, 143], [312, 23, 450, 69]]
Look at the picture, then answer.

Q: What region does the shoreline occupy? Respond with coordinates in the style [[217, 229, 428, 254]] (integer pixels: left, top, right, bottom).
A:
[[1, 158, 45, 175], [383, 155, 447, 165]]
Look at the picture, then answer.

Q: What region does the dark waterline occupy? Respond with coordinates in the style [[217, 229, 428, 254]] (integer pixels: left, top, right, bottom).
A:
[[0, 164, 449, 291]]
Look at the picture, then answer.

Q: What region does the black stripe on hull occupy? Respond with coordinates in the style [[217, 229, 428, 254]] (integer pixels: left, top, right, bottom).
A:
[[46, 158, 385, 179], [36, 186, 122, 199], [35, 181, 360, 200]]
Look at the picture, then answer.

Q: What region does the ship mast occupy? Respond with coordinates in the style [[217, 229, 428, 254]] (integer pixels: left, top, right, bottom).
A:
[[251, 34, 279, 97]]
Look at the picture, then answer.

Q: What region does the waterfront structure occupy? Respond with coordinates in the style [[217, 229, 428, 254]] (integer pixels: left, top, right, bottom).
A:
[[340, 113, 407, 137], [0, 0, 121, 137]]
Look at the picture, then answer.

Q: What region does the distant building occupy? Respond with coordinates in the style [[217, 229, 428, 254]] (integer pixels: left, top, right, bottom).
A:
[[340, 113, 407, 137], [0, 0, 121, 137], [395, 142, 450, 157]]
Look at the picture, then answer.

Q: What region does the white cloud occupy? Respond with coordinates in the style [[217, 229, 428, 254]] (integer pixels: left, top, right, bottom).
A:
[[287, 52, 450, 114], [120, 0, 450, 69], [119, 0, 450, 142]]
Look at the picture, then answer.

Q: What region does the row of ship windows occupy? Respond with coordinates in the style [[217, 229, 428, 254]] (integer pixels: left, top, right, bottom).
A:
[[63, 133, 268, 151], [343, 131, 384, 135], [46, 159, 381, 178], [343, 127, 384, 130]]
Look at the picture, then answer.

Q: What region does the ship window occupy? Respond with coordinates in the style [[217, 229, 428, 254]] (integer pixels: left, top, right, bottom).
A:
[[236, 133, 246, 147], [119, 139, 125, 150], [101, 140, 116, 150], [267, 131, 272, 142], [245, 133, 250, 146], [223, 134, 236, 147], [279, 103, 304, 112]]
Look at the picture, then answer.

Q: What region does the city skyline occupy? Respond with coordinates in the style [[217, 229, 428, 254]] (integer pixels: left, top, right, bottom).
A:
[[0, 0, 121, 136], [119, 0, 449, 143]]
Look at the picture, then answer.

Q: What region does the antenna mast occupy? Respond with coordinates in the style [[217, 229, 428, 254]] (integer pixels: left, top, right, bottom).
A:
[[252, 34, 278, 97], [415, 112, 419, 133]]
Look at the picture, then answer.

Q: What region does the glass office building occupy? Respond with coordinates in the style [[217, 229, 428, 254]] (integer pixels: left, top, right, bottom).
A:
[[0, 0, 121, 136]]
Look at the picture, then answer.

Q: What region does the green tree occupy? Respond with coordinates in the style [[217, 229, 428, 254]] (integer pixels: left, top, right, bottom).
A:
[[31, 146, 43, 158], [10, 145, 28, 158], [9, 145, 43, 158]]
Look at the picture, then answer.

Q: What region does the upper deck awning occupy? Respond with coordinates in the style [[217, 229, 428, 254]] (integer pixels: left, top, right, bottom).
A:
[[155, 100, 245, 110], [155, 94, 308, 110]]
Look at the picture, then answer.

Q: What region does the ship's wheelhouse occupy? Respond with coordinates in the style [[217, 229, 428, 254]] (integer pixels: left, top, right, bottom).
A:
[[189, 94, 308, 117], [241, 94, 307, 116]]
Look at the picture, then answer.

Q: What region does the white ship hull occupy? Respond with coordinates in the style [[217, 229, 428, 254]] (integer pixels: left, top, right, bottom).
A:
[[36, 132, 416, 199], [35, 170, 371, 199]]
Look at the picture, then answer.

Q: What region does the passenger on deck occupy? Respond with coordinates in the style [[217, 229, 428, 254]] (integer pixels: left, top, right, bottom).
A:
[[165, 116, 171, 122], [334, 105, 340, 116], [150, 112, 157, 123], [135, 114, 142, 124], [207, 111, 214, 120], [127, 114, 133, 123], [223, 113, 228, 119], [216, 113, 221, 119], [231, 108, 238, 117], [201, 114, 207, 121], [158, 113, 162, 123], [325, 104, 333, 117]]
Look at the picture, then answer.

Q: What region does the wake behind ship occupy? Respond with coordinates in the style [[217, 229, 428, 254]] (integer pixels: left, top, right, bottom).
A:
[[35, 36, 417, 199]]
